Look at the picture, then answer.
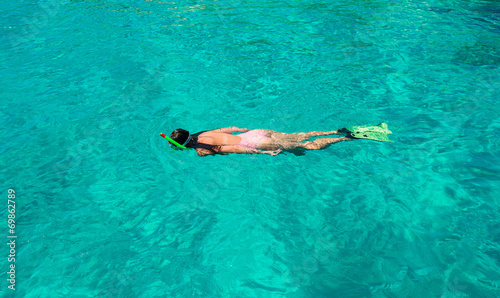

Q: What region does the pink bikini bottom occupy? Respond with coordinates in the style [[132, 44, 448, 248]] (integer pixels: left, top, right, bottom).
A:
[[237, 130, 268, 149]]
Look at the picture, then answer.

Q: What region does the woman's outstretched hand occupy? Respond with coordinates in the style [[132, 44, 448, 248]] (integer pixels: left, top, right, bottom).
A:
[[239, 128, 251, 132], [266, 149, 282, 156]]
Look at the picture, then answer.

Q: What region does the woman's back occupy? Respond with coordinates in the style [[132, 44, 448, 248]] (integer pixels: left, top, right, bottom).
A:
[[197, 131, 242, 146]]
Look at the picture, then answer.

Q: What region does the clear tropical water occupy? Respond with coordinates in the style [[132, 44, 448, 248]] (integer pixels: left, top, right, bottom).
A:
[[1, 0, 499, 297]]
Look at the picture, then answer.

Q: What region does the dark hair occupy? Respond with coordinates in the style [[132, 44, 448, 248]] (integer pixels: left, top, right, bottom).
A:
[[169, 128, 224, 154], [169, 128, 193, 147]]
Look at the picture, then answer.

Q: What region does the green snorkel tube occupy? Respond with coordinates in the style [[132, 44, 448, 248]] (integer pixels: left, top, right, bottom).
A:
[[160, 133, 191, 150]]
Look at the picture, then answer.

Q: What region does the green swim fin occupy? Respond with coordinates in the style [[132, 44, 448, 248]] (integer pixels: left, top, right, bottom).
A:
[[342, 123, 393, 143]]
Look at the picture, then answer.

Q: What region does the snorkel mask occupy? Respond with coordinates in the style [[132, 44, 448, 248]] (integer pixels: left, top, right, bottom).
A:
[[160, 133, 191, 150]]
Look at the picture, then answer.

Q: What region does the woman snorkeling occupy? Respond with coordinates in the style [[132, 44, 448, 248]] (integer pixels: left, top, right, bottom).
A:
[[161, 127, 355, 156]]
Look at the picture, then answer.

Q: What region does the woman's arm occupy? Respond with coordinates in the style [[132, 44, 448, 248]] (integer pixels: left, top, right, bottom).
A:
[[209, 127, 250, 134], [218, 145, 281, 156], [196, 148, 215, 157]]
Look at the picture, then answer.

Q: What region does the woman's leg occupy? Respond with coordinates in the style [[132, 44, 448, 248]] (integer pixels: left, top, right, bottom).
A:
[[259, 135, 351, 150], [301, 137, 352, 150], [264, 130, 340, 142], [257, 129, 346, 150], [297, 130, 340, 138]]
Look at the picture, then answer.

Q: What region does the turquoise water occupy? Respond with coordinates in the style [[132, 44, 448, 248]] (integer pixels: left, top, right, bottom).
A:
[[1, 0, 500, 296]]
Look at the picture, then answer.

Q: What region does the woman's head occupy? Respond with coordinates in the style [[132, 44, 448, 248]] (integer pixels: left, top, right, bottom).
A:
[[168, 128, 224, 154], [169, 128, 194, 149]]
